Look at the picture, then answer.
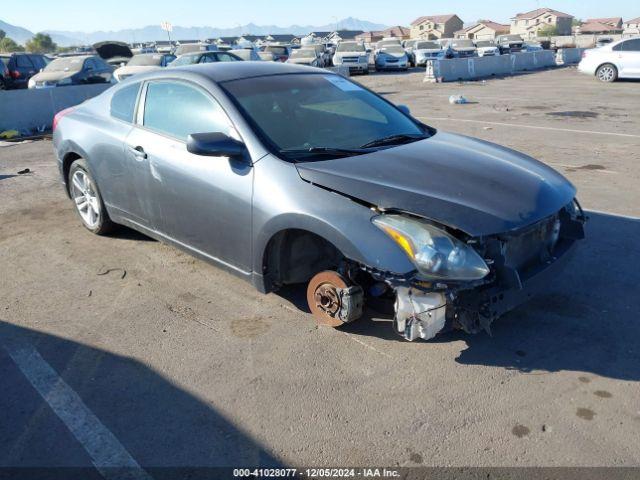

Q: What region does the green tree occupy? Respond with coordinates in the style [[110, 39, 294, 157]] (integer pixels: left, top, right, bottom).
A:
[[0, 29, 6, 40], [25, 32, 57, 53], [0, 37, 23, 52], [537, 25, 559, 37]]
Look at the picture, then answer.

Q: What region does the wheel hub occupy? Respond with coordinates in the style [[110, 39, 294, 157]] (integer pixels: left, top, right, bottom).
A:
[[307, 271, 351, 327]]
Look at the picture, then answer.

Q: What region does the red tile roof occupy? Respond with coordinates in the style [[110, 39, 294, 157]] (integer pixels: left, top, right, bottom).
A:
[[585, 17, 622, 26], [411, 14, 459, 27], [579, 21, 623, 33], [513, 8, 573, 20]]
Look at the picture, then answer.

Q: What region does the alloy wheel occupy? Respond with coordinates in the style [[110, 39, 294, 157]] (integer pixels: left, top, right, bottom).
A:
[[71, 170, 100, 228], [597, 66, 615, 82]]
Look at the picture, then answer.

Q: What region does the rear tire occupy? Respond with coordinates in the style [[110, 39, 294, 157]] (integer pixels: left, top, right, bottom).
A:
[[596, 63, 617, 83], [68, 159, 115, 235]]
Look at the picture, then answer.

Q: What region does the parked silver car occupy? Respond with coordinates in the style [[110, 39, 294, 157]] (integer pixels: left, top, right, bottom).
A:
[[229, 49, 262, 61], [413, 41, 446, 66], [375, 45, 409, 71], [474, 40, 500, 57], [286, 47, 324, 67], [53, 62, 585, 341], [333, 41, 369, 74]]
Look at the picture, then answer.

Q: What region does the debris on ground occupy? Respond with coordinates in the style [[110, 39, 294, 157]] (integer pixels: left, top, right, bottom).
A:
[[17, 168, 31, 175], [0, 130, 20, 139], [449, 95, 468, 105], [96, 267, 127, 279]]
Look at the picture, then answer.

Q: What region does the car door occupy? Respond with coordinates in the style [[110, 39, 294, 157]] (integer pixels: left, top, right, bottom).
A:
[[618, 39, 640, 77], [125, 79, 254, 272]]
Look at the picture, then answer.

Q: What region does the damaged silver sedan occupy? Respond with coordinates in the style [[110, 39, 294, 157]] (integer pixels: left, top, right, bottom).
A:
[[53, 62, 586, 341]]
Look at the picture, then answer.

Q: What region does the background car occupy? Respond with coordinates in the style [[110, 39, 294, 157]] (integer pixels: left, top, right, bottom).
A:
[[413, 40, 445, 66], [169, 51, 242, 67], [0, 56, 9, 90], [578, 37, 640, 82], [229, 49, 262, 61], [257, 51, 276, 61], [28, 55, 113, 88], [173, 43, 218, 56], [332, 41, 369, 74], [522, 42, 543, 52], [0, 53, 50, 89], [113, 53, 176, 81], [495, 34, 524, 54], [474, 40, 500, 57], [375, 45, 408, 71], [263, 45, 291, 62], [285, 47, 324, 67], [402, 39, 418, 67], [93, 41, 133, 67], [447, 39, 478, 58]]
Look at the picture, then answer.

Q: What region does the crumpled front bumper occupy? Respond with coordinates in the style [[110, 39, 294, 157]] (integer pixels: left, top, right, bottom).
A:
[[393, 210, 586, 341]]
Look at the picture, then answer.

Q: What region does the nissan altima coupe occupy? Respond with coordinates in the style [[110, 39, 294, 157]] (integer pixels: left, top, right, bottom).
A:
[[54, 62, 585, 341]]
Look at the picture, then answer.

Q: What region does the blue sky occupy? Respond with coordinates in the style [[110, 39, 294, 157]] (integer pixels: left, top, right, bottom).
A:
[[3, 0, 638, 32]]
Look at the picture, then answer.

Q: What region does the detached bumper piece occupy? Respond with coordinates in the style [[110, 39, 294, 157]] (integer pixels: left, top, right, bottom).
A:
[[393, 205, 586, 341]]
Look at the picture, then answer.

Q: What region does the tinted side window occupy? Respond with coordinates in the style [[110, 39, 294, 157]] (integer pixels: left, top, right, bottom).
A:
[[143, 81, 231, 141], [623, 39, 640, 51], [111, 83, 141, 122], [16, 55, 34, 68], [29, 55, 45, 69]]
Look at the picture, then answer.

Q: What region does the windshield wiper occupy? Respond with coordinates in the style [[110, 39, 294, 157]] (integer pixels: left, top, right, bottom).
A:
[[359, 133, 427, 149], [279, 146, 370, 158]]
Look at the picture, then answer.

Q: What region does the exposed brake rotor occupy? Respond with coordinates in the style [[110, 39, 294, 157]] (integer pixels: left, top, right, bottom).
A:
[[307, 271, 361, 327]]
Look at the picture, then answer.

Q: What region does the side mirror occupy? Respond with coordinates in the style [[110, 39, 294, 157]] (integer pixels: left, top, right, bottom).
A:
[[397, 105, 411, 116], [187, 132, 247, 158]]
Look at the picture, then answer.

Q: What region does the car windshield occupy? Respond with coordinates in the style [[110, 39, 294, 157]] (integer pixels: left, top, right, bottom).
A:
[[451, 40, 475, 49], [381, 46, 405, 54], [475, 41, 495, 48], [170, 54, 200, 66], [127, 54, 164, 66], [377, 41, 401, 48], [45, 57, 85, 72], [502, 35, 523, 42], [416, 41, 440, 50], [221, 73, 429, 160], [337, 42, 365, 52], [291, 49, 316, 59]]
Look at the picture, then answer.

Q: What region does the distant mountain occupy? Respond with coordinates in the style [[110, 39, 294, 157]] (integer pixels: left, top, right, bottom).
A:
[[0, 19, 34, 44], [43, 17, 388, 46]]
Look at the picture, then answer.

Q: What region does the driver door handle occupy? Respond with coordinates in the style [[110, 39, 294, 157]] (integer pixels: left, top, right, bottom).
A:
[[128, 145, 147, 160]]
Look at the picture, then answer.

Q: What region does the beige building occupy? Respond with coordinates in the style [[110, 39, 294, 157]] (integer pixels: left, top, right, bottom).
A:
[[410, 14, 464, 39], [454, 20, 510, 40], [510, 8, 574, 38], [623, 17, 640, 36]]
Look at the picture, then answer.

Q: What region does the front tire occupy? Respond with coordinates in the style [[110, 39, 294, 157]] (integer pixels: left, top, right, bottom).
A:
[[68, 159, 115, 235], [596, 63, 617, 83]]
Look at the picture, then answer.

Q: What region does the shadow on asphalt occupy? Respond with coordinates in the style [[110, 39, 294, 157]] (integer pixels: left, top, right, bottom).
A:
[[0, 321, 282, 477], [308, 212, 640, 379]]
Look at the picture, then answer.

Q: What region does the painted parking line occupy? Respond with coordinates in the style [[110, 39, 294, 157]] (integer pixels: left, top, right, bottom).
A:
[[4, 341, 153, 480], [418, 117, 640, 139]]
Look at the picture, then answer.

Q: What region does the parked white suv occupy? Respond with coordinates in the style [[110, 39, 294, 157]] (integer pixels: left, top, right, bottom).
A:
[[578, 38, 640, 82]]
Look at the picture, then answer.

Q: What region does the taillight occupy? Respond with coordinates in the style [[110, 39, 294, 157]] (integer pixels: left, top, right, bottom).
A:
[[10, 70, 21, 79], [53, 107, 76, 132]]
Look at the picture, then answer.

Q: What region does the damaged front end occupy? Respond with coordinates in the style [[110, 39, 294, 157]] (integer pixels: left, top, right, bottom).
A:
[[373, 200, 586, 341]]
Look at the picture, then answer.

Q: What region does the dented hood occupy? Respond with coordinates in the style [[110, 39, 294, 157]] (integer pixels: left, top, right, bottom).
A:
[[295, 131, 576, 236]]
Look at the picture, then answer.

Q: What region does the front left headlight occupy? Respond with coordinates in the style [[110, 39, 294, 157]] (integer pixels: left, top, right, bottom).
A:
[[373, 214, 490, 281]]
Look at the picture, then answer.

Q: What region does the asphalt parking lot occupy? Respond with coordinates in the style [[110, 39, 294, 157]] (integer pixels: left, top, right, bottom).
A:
[[1, 67, 639, 472]]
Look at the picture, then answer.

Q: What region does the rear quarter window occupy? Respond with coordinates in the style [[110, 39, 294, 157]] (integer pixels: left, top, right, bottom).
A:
[[110, 83, 141, 122]]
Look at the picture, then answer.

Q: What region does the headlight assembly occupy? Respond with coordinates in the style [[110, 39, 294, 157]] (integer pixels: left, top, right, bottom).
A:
[[373, 214, 490, 281]]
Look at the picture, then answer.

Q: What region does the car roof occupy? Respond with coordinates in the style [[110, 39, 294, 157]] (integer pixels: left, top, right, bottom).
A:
[[147, 61, 325, 83]]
